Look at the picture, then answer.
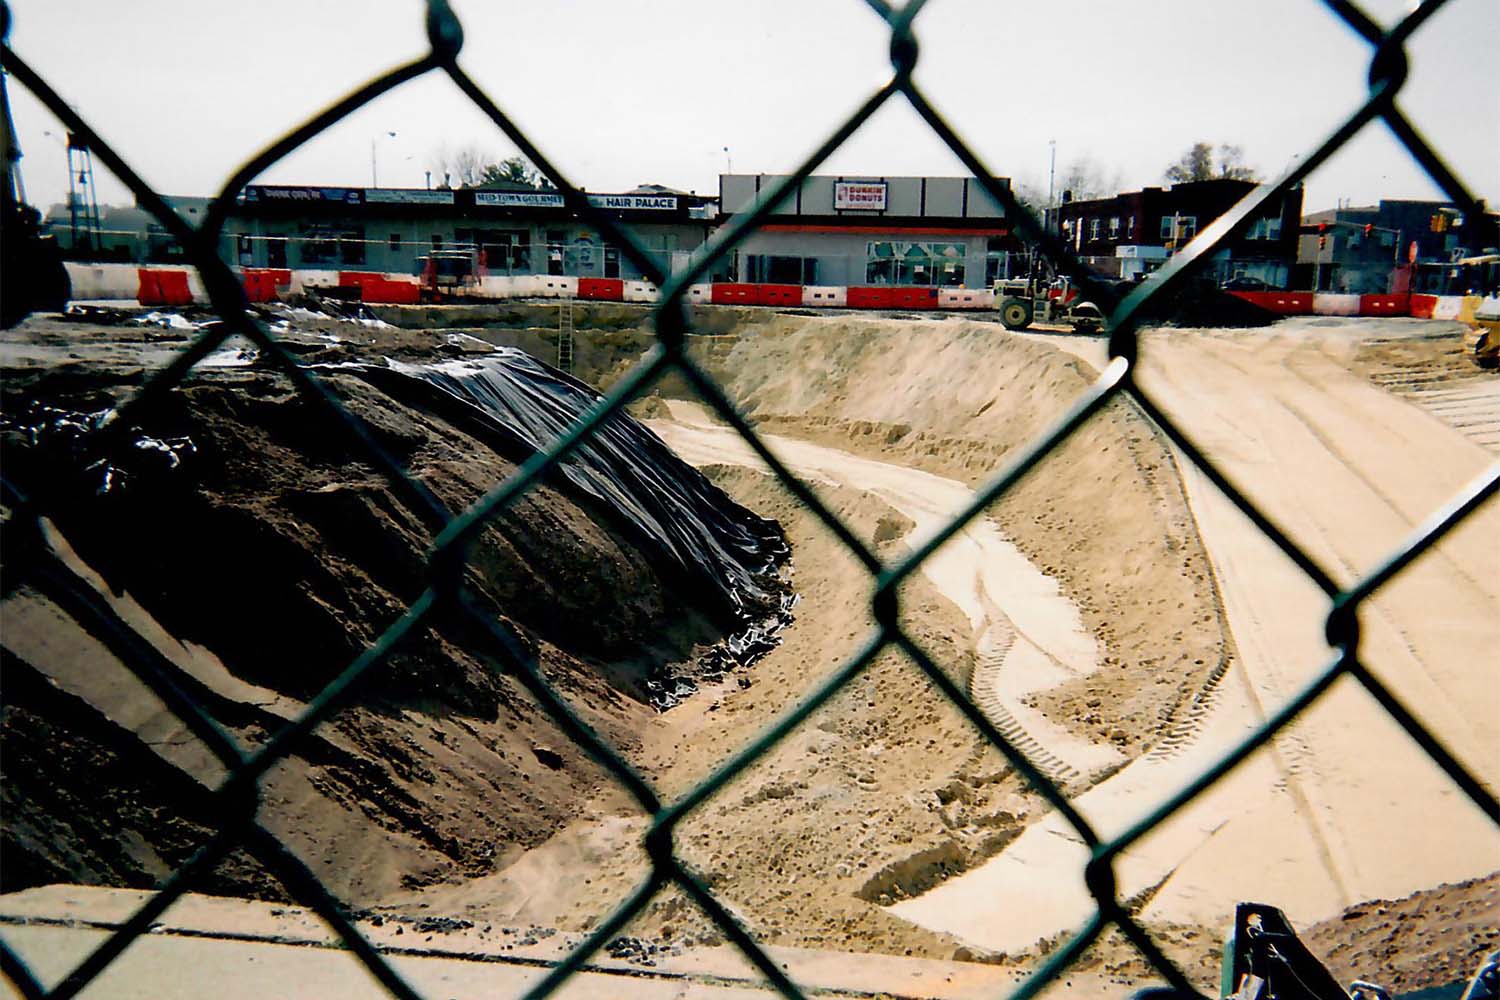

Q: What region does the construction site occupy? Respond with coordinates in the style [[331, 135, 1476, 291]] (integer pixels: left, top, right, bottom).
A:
[[1, 289, 1497, 997], [4, 0, 1500, 996]]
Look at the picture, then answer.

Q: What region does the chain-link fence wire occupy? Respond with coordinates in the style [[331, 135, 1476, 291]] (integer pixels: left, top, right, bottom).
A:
[[1, 0, 1497, 995]]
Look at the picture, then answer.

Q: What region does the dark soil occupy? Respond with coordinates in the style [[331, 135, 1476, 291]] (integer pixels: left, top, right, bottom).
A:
[[0, 314, 779, 905]]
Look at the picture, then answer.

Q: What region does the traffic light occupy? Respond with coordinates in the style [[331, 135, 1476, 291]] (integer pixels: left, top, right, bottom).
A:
[[1318, 235, 1327, 250], [1363, 223, 1373, 237]]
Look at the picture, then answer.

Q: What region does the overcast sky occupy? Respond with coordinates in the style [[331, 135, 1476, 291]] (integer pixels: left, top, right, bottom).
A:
[[6, 0, 1498, 218]]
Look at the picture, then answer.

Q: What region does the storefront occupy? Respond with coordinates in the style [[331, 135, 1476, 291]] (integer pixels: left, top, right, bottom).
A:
[[719, 174, 1023, 290]]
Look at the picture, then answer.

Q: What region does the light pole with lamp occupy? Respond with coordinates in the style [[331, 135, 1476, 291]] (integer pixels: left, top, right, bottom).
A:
[[371, 131, 397, 187]]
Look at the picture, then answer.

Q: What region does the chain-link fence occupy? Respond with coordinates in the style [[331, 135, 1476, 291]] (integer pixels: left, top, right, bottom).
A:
[[1, 0, 1496, 996]]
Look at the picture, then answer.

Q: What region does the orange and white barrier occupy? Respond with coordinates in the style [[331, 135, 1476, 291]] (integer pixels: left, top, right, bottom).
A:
[[58, 260, 1490, 326]]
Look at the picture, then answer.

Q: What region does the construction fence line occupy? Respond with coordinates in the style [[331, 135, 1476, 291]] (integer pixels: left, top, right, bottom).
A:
[[1, 0, 1497, 998]]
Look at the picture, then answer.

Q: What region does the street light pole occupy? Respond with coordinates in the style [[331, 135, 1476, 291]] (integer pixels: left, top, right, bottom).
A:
[[371, 131, 396, 187], [723, 146, 732, 175]]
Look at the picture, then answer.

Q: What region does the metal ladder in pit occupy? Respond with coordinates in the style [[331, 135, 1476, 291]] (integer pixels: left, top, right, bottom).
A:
[[557, 294, 576, 374]]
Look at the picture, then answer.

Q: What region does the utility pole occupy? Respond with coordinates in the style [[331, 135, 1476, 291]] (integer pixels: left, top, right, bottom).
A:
[[371, 131, 396, 187], [1047, 139, 1056, 232]]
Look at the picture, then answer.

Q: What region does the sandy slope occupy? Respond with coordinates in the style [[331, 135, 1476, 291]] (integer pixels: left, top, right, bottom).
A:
[[897, 319, 1499, 955], [650, 401, 1121, 784]]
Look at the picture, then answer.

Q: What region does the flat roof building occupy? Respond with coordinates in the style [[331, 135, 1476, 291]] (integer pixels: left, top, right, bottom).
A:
[[1054, 178, 1303, 287], [717, 174, 1022, 290], [224, 183, 718, 281]]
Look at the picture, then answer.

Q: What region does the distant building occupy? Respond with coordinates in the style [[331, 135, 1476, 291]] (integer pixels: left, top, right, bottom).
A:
[[224, 184, 717, 279], [43, 196, 212, 262], [717, 174, 1023, 289], [1052, 179, 1303, 287], [1298, 200, 1500, 293]]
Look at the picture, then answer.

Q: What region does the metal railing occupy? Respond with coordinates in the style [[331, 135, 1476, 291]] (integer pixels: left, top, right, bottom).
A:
[[1, 0, 1496, 997]]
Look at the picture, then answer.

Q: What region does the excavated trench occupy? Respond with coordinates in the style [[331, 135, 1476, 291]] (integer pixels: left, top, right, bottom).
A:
[[35, 304, 1460, 986]]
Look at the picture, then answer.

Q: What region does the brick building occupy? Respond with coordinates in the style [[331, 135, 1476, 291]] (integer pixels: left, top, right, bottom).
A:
[[1053, 178, 1303, 287]]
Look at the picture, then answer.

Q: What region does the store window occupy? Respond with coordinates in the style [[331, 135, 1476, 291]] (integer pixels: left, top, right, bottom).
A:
[[865, 241, 965, 286], [866, 241, 895, 284], [300, 223, 363, 265]]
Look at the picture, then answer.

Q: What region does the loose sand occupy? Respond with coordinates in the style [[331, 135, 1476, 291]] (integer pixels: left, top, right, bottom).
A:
[[4, 309, 1493, 994]]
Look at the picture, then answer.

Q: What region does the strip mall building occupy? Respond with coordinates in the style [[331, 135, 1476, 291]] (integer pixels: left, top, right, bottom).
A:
[[224, 183, 718, 281], [719, 174, 1021, 290]]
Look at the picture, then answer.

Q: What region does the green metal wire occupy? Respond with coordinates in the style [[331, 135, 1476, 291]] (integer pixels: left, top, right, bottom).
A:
[[0, 0, 1496, 997]]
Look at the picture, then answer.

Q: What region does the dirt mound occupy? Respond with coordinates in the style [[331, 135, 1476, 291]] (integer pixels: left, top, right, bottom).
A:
[[1302, 871, 1500, 995], [0, 319, 785, 905]]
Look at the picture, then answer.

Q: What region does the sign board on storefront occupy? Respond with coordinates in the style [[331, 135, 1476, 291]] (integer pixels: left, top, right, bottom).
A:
[[365, 189, 455, 205], [834, 181, 888, 211], [586, 194, 678, 211], [474, 191, 567, 208], [473, 192, 678, 211], [242, 186, 363, 205]]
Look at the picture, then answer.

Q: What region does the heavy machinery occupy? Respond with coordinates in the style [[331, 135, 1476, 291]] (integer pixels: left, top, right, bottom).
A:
[[992, 268, 1106, 334], [1197, 902, 1499, 1000], [1434, 254, 1500, 368], [1, 65, 71, 327]]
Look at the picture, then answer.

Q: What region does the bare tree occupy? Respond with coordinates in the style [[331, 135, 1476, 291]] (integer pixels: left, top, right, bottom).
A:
[[1214, 144, 1257, 181], [1057, 155, 1122, 202], [1165, 142, 1258, 183], [427, 144, 497, 189]]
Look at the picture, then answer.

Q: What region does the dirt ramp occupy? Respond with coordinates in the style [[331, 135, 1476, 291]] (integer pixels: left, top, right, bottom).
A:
[[696, 315, 1231, 762]]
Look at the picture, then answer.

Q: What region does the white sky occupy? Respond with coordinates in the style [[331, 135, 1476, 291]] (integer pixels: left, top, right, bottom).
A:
[[7, 0, 1498, 217]]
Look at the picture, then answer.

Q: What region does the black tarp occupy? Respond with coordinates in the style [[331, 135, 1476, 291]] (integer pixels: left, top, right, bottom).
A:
[[342, 349, 790, 628]]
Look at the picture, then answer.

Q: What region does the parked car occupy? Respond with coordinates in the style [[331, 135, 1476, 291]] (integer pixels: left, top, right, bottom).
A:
[[1221, 275, 1272, 291]]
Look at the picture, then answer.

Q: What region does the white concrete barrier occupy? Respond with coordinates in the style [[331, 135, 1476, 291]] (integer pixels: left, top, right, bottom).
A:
[[186, 269, 209, 304], [476, 275, 524, 300], [288, 269, 340, 294], [1431, 295, 1465, 321], [801, 285, 848, 308], [685, 283, 714, 305], [624, 280, 660, 303], [938, 288, 995, 310], [530, 275, 579, 299], [1312, 293, 1361, 316], [63, 262, 140, 301]]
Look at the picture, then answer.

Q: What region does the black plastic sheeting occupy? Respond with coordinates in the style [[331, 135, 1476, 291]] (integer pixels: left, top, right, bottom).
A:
[[341, 350, 792, 635]]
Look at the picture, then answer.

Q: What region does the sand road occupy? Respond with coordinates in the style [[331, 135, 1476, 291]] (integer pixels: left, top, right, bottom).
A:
[[891, 321, 1499, 953], [648, 400, 1124, 784]]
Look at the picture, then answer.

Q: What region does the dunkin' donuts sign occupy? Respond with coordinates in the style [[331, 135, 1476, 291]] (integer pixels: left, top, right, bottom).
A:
[[834, 180, 887, 211]]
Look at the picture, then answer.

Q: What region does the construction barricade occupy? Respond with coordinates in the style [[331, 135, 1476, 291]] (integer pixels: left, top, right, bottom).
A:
[[577, 277, 625, 301], [846, 286, 895, 309], [623, 280, 659, 303], [1312, 293, 1361, 316], [938, 288, 994, 310], [756, 284, 802, 307], [137, 268, 194, 307], [801, 285, 848, 308]]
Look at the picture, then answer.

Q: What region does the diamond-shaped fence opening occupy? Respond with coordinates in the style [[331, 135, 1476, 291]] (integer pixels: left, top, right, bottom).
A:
[[2, 0, 1497, 997]]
